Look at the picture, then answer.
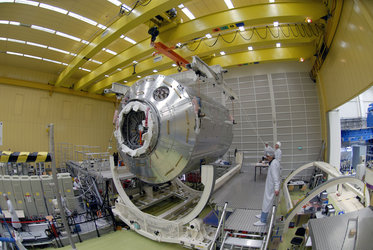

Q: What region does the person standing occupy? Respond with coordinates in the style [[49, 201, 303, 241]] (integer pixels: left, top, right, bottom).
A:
[[254, 149, 281, 226], [263, 142, 273, 161], [274, 141, 282, 162], [3, 194, 22, 231]]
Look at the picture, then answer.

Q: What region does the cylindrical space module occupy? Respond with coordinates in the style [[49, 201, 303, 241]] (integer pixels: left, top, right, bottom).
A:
[[114, 74, 233, 184]]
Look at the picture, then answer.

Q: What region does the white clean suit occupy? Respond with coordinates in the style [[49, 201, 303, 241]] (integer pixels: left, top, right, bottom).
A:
[[275, 148, 282, 162], [261, 158, 281, 213], [7, 199, 21, 229], [264, 145, 273, 157]]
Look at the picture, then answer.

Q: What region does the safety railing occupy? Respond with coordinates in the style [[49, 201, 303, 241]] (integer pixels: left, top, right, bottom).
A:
[[209, 202, 228, 250], [261, 205, 277, 250]]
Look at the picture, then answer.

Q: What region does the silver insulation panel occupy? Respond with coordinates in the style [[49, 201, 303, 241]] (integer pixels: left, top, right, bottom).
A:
[[115, 74, 233, 184]]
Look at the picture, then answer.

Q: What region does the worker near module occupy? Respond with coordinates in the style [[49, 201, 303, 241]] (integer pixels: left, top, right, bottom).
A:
[[3, 194, 22, 231], [262, 142, 273, 161], [274, 141, 282, 162], [254, 149, 281, 226]]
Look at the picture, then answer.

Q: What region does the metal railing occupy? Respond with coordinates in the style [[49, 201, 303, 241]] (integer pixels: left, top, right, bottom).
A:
[[209, 202, 228, 250], [261, 205, 277, 250]]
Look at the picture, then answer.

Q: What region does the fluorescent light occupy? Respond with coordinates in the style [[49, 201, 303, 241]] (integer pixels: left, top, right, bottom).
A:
[[24, 54, 42, 60], [48, 46, 70, 54], [8, 38, 25, 44], [79, 67, 91, 72], [0, 37, 6, 40], [133, 60, 138, 64], [107, 0, 121, 6], [123, 80, 128, 83], [97, 24, 107, 30], [27, 41, 47, 48], [273, 21, 279, 27], [31, 25, 55, 33], [104, 49, 117, 55], [276, 42, 281, 47], [43, 58, 62, 64], [220, 51, 225, 55], [123, 36, 136, 44], [137, 76, 141, 78], [238, 26, 245, 31], [56, 31, 81, 42], [68, 12, 97, 26], [105, 75, 110, 77], [224, 0, 234, 9], [120, 35, 125, 39], [70, 53, 77, 56], [90, 59, 102, 64], [269, 0, 275, 2], [117, 68, 121, 71], [0, 20, 10, 24], [6, 51, 23, 56], [153, 69, 158, 73], [205, 33, 212, 39], [0, 0, 14, 3], [172, 63, 177, 67], [248, 46, 253, 51], [181, 8, 195, 20], [39, 3, 68, 14], [81, 40, 89, 44], [15, 0, 39, 6], [178, 4, 184, 8], [62, 63, 68, 66], [9, 21, 20, 26]]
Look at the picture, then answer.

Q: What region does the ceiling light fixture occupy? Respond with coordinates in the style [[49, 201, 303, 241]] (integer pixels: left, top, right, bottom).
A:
[[123, 36, 136, 44], [133, 60, 138, 64], [205, 33, 212, 39], [273, 21, 279, 27], [123, 80, 128, 83], [224, 0, 234, 9], [6, 51, 23, 56], [248, 46, 253, 51], [48, 46, 70, 54], [39, 3, 68, 14], [137, 75, 141, 78], [26, 41, 47, 48], [0, 0, 14, 3], [299, 57, 304, 62], [8, 38, 25, 44], [104, 49, 117, 55], [42, 58, 62, 64], [107, 0, 122, 6], [15, 0, 39, 6], [31, 25, 55, 33], [178, 4, 184, 8], [153, 69, 158, 73], [181, 7, 195, 20], [97, 24, 107, 30], [305, 17, 312, 23], [24, 54, 42, 60], [68, 12, 97, 26], [56, 31, 81, 42], [9, 21, 20, 26], [220, 51, 225, 55], [0, 20, 10, 24], [269, 0, 275, 2], [172, 63, 177, 67], [276, 42, 281, 47], [238, 26, 245, 32]]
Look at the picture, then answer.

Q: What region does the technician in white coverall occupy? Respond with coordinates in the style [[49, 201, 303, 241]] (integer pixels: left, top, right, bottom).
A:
[[274, 141, 282, 162], [3, 194, 21, 230], [262, 142, 273, 161], [254, 149, 281, 226]]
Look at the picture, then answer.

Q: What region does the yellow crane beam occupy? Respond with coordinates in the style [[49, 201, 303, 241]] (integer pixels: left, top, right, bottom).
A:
[[89, 25, 319, 94], [55, 0, 185, 88], [0, 77, 115, 102], [79, 2, 327, 91]]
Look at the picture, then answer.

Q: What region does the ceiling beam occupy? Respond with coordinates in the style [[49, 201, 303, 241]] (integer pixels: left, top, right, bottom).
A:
[[0, 77, 115, 102], [78, 2, 327, 91], [89, 25, 320, 93], [54, 0, 185, 88]]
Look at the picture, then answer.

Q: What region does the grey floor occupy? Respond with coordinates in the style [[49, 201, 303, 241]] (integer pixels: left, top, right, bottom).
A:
[[212, 161, 267, 209], [211, 161, 269, 232]]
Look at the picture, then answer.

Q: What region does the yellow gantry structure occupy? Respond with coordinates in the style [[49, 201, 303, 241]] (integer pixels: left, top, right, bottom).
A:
[[54, 1, 327, 95]]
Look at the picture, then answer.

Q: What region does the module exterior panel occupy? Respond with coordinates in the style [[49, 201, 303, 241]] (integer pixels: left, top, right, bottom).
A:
[[30, 176, 48, 216], [41, 175, 54, 214], [2, 175, 18, 210], [20, 176, 38, 218], [58, 173, 76, 211], [0, 175, 7, 210]]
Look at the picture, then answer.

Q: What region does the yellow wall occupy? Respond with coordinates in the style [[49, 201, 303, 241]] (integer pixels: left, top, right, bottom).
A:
[[0, 84, 115, 153], [318, 0, 373, 111]]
